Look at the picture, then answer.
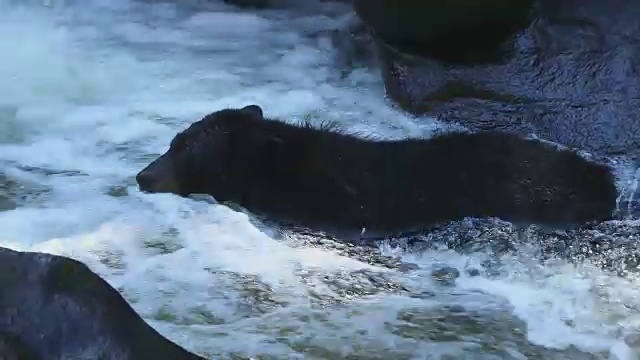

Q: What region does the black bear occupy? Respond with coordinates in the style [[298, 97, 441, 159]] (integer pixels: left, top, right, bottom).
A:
[[136, 105, 618, 237]]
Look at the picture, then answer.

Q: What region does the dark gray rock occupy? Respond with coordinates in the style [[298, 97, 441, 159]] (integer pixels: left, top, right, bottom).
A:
[[0, 247, 204, 360], [0, 332, 39, 360], [361, 0, 640, 161], [354, 0, 534, 64]]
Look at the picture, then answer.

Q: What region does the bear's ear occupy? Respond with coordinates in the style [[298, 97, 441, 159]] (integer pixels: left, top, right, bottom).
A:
[[240, 105, 264, 119]]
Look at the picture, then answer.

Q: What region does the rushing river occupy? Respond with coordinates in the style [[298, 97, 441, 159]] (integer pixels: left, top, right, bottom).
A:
[[1, 0, 640, 359]]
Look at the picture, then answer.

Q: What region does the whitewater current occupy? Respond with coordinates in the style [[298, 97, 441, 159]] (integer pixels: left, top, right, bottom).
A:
[[1, 1, 640, 359]]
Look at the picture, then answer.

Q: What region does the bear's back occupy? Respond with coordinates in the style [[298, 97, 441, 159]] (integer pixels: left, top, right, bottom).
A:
[[271, 127, 617, 233]]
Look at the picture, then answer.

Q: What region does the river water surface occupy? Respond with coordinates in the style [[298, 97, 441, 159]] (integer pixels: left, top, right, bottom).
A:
[[1, 1, 640, 359]]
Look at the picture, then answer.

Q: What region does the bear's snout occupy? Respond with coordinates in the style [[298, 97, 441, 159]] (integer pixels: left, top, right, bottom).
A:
[[136, 168, 158, 192], [136, 155, 180, 194]]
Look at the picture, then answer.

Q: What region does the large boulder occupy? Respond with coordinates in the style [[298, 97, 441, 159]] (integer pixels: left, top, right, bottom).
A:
[[0, 247, 204, 360], [356, 0, 640, 160], [354, 0, 535, 64]]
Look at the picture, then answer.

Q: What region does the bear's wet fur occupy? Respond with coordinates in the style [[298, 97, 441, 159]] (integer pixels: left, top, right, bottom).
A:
[[136, 104, 618, 237]]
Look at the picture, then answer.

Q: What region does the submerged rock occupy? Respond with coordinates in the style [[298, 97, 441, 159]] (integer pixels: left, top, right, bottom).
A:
[[275, 215, 640, 277], [0, 247, 204, 360], [0, 174, 20, 211], [278, 229, 409, 271], [0, 194, 16, 212], [0, 172, 52, 210], [359, 0, 640, 160], [385, 217, 640, 275], [431, 266, 460, 284]]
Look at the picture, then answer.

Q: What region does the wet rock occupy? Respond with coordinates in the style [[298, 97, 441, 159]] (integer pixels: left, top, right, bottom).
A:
[[363, 0, 640, 160], [624, 333, 640, 348], [306, 268, 413, 304], [280, 229, 416, 271], [205, 262, 412, 312], [256, 229, 420, 304], [0, 193, 16, 212], [203, 270, 291, 316], [397, 262, 420, 273], [328, 16, 379, 73], [0, 173, 21, 211], [431, 266, 460, 283], [354, 0, 534, 64], [0, 172, 51, 209], [390, 217, 640, 275], [0, 332, 39, 360], [105, 184, 129, 198], [0, 247, 204, 360], [280, 212, 640, 276], [394, 306, 600, 359]]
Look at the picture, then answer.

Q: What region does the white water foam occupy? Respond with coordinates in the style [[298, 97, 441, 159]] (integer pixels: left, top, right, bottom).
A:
[[1, 0, 639, 358]]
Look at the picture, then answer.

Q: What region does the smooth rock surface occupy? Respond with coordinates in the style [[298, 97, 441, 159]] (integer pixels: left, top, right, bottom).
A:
[[0, 247, 204, 360]]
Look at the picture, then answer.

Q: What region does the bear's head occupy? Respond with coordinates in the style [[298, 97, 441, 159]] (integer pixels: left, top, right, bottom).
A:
[[135, 104, 278, 197]]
